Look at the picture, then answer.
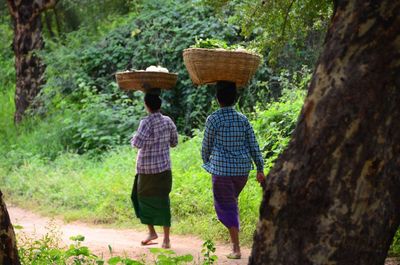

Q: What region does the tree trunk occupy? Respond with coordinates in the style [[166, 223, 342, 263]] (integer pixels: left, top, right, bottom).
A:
[[53, 6, 62, 38], [44, 11, 55, 40], [7, 0, 56, 123], [250, 1, 400, 264], [0, 191, 20, 265]]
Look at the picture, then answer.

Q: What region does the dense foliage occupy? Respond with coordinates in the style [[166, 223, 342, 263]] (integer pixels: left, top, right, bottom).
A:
[[1, 0, 322, 155], [32, 0, 323, 154], [202, 0, 332, 66], [36, 0, 240, 154]]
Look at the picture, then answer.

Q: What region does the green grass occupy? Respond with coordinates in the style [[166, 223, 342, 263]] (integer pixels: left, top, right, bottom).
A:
[[0, 86, 16, 145]]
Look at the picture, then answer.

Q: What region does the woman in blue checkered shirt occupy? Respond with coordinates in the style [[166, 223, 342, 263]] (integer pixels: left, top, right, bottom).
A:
[[202, 81, 265, 259]]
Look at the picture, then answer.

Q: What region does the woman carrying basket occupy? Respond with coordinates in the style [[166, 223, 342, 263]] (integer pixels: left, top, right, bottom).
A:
[[131, 93, 178, 249], [202, 81, 265, 259]]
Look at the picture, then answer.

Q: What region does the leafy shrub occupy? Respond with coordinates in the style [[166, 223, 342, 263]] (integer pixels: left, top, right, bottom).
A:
[[250, 67, 310, 169], [0, 88, 15, 150], [390, 228, 400, 256], [0, 113, 67, 169], [0, 17, 16, 151], [61, 86, 144, 154], [252, 88, 305, 169], [0, 18, 14, 88], [17, 226, 103, 265], [148, 248, 193, 265], [201, 240, 218, 265], [16, 222, 195, 265]]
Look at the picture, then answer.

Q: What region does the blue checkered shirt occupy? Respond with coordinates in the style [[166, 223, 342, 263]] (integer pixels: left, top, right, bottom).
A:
[[131, 112, 178, 174], [202, 107, 264, 177]]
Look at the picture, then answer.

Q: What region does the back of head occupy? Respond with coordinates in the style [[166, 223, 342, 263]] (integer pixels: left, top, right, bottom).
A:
[[216, 81, 237, 107], [144, 93, 162, 112]]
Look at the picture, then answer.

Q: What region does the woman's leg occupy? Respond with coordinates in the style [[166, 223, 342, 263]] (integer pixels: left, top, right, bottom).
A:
[[229, 176, 248, 257], [162, 226, 171, 248], [137, 171, 172, 245], [228, 227, 240, 254], [212, 176, 247, 258], [141, 224, 158, 245]]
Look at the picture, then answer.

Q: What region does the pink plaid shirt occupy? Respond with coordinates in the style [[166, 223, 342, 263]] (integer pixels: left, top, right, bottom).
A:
[[131, 112, 178, 174]]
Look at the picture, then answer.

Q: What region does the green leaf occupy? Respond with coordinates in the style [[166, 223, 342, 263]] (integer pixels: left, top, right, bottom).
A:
[[108, 256, 122, 265], [70, 235, 85, 242]]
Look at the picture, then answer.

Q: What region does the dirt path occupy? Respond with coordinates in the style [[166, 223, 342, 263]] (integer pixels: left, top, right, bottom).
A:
[[8, 206, 400, 265], [8, 206, 250, 264]]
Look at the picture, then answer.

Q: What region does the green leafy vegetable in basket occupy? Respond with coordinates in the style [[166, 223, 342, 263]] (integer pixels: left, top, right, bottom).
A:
[[191, 38, 261, 55], [192, 38, 229, 49]]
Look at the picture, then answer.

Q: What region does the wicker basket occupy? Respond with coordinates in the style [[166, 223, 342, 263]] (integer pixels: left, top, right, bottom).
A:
[[183, 48, 261, 87], [115, 71, 178, 92]]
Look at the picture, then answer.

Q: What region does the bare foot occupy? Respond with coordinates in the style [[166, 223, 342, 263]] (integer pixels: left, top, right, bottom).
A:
[[227, 244, 241, 259], [162, 240, 171, 249], [227, 252, 241, 259], [141, 233, 158, 245]]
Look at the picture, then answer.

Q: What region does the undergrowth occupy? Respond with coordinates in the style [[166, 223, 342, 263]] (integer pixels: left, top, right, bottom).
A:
[[15, 223, 197, 265]]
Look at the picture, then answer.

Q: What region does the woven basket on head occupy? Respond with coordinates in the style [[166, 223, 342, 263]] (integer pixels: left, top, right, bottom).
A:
[[183, 48, 261, 87], [115, 71, 178, 92]]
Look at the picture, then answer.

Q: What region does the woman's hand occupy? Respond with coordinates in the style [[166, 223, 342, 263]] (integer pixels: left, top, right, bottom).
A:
[[256, 171, 265, 184]]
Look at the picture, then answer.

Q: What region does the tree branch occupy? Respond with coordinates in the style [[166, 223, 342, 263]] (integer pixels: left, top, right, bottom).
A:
[[281, 0, 296, 40], [35, 0, 57, 13], [243, 0, 265, 33], [6, 0, 17, 17]]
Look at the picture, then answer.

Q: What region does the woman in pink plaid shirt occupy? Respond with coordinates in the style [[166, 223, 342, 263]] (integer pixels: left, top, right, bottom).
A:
[[131, 93, 178, 249]]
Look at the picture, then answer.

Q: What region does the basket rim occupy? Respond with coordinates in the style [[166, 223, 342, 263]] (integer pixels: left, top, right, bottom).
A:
[[115, 70, 178, 91], [183, 47, 261, 58], [115, 71, 178, 77]]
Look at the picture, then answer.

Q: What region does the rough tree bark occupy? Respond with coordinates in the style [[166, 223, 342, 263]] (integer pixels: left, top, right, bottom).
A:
[[0, 191, 20, 265], [250, 1, 400, 265], [7, 0, 57, 123]]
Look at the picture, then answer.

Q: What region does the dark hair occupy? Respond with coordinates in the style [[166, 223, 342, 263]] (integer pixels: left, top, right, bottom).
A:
[[216, 81, 237, 106], [144, 93, 162, 111]]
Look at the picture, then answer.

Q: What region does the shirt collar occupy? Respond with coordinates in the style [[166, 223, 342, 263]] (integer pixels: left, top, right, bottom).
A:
[[220, 106, 234, 111], [148, 111, 162, 117]]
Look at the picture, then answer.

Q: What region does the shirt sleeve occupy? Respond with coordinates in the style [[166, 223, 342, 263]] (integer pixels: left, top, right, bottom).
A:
[[170, 120, 178, 147], [131, 119, 151, 149], [246, 120, 264, 172], [202, 116, 215, 164]]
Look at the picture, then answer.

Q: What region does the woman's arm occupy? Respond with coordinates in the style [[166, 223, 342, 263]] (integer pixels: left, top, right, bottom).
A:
[[170, 121, 178, 147], [246, 120, 264, 173], [131, 119, 151, 149], [201, 116, 215, 163]]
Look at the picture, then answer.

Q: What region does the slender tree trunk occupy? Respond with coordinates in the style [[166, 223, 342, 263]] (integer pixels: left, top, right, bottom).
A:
[[53, 6, 62, 38], [250, 1, 400, 264], [44, 11, 55, 40], [7, 0, 56, 124], [0, 191, 20, 265]]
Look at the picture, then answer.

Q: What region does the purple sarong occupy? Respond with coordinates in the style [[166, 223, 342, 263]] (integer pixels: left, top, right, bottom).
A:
[[212, 175, 248, 229]]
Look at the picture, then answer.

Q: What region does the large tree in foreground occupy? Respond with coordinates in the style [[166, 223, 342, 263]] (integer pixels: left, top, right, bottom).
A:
[[0, 191, 20, 265], [250, 0, 400, 264], [7, 0, 56, 123]]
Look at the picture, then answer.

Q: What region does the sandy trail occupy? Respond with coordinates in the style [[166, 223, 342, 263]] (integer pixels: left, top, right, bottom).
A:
[[8, 206, 400, 265], [8, 206, 250, 264]]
